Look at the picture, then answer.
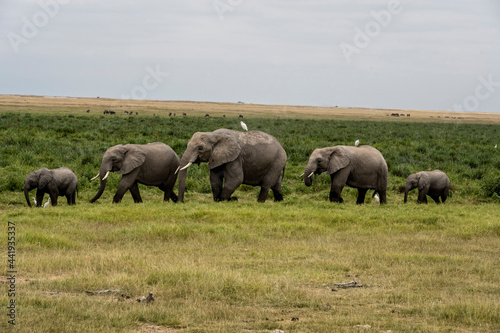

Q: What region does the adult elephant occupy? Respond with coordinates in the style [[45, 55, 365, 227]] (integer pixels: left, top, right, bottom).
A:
[[404, 170, 450, 204], [89, 142, 179, 203], [24, 167, 78, 207], [177, 129, 287, 202], [303, 145, 387, 204]]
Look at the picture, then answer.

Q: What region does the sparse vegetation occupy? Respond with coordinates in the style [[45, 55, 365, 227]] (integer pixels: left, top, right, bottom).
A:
[[0, 98, 499, 332]]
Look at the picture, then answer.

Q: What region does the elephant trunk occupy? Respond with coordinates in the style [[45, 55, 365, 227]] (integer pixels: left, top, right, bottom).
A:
[[24, 185, 32, 207], [403, 185, 411, 203], [303, 164, 316, 187], [177, 150, 198, 203], [89, 167, 110, 203]]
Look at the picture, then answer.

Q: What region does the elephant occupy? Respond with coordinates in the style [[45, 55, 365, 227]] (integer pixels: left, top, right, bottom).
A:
[[177, 129, 287, 203], [404, 170, 450, 204], [89, 142, 180, 203], [303, 145, 388, 204], [24, 167, 78, 207]]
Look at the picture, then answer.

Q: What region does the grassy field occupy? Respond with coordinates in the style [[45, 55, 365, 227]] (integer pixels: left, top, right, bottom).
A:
[[1, 96, 500, 332]]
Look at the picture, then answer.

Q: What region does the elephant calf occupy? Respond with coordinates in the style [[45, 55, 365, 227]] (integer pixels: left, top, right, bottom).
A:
[[90, 142, 180, 203], [404, 170, 450, 204], [24, 167, 78, 207]]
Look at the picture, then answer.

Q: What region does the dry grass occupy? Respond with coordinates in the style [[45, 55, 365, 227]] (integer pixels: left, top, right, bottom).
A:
[[1, 94, 500, 123]]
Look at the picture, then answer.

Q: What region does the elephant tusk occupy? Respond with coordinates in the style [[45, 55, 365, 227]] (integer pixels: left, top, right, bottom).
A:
[[102, 171, 110, 181], [179, 162, 192, 171], [307, 172, 314, 178], [90, 173, 100, 181], [174, 166, 180, 174], [299, 173, 304, 177]]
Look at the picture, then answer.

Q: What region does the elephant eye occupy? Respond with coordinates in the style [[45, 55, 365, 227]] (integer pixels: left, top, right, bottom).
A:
[[198, 145, 203, 151], [317, 158, 322, 163]]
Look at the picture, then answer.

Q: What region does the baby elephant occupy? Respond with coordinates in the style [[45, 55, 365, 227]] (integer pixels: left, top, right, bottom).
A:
[[404, 170, 450, 204], [24, 167, 78, 207]]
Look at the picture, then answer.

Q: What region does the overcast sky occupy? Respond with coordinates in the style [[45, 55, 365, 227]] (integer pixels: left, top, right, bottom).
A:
[[1, 0, 500, 112]]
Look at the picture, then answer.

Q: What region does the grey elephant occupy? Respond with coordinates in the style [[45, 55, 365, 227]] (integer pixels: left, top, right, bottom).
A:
[[303, 145, 388, 204], [89, 142, 180, 203], [404, 170, 450, 204], [177, 129, 287, 202], [24, 167, 78, 207]]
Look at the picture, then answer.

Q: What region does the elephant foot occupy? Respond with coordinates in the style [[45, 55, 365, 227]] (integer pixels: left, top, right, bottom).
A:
[[169, 193, 178, 203], [273, 193, 284, 202], [229, 196, 238, 201]]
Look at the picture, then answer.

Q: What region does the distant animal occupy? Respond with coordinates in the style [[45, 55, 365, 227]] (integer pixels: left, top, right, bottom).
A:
[[303, 145, 388, 204], [176, 129, 287, 203], [404, 170, 450, 204], [168, 112, 172, 116], [24, 167, 78, 207], [355, 139, 360, 147], [89, 143, 180, 204], [86, 109, 90, 113], [205, 114, 210, 117], [182, 112, 187, 116], [240, 121, 248, 131], [124, 111, 129, 114], [238, 114, 244, 118], [136, 112, 139, 115]]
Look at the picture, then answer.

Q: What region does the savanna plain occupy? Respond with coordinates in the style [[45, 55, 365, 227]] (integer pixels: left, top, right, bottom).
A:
[[1, 95, 500, 332]]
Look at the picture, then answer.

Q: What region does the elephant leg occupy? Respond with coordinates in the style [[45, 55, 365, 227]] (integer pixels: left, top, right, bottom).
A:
[[430, 195, 441, 204], [378, 190, 387, 204], [129, 182, 143, 203], [417, 191, 428, 204], [271, 181, 284, 202], [210, 169, 224, 201], [329, 175, 344, 203], [441, 189, 449, 203], [220, 163, 243, 201], [257, 186, 271, 203], [356, 188, 368, 205], [49, 192, 58, 206], [35, 189, 45, 207]]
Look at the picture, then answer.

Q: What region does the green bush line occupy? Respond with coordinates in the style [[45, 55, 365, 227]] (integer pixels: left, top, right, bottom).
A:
[[1, 112, 499, 201]]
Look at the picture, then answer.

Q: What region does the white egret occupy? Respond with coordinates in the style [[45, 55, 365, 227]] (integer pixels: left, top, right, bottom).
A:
[[495, 144, 498, 149], [240, 121, 248, 131], [355, 139, 360, 147], [43, 197, 50, 208], [374, 193, 380, 203], [33, 197, 37, 205]]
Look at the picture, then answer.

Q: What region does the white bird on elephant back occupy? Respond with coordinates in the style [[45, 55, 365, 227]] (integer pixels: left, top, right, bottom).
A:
[[240, 121, 248, 131], [355, 139, 360, 147]]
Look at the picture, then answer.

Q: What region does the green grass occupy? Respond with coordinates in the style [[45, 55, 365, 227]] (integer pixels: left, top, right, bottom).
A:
[[1, 109, 500, 332]]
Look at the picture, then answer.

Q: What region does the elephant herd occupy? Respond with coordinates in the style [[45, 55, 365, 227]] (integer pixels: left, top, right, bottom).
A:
[[24, 128, 451, 207]]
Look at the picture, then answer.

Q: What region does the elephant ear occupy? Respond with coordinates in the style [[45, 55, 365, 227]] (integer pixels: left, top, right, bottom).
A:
[[120, 145, 146, 174], [418, 172, 430, 191], [38, 168, 53, 189], [327, 147, 350, 175], [209, 135, 240, 169]]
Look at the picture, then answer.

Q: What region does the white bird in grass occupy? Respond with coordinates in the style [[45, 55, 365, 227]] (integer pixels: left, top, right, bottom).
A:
[[240, 121, 248, 131], [43, 197, 50, 208], [495, 144, 498, 149], [355, 139, 360, 147], [374, 193, 380, 203], [33, 197, 37, 205]]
